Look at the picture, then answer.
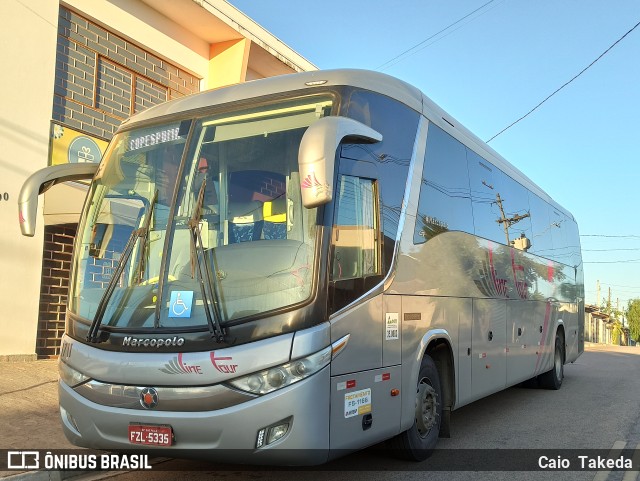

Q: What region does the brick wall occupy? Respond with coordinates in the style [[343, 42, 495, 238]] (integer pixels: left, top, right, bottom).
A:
[[53, 5, 201, 140], [37, 224, 77, 359], [37, 6, 202, 357], [260, 178, 286, 198]]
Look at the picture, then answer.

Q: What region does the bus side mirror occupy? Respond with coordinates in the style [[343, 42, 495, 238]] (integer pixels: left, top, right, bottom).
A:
[[298, 116, 382, 208], [18, 163, 99, 237]]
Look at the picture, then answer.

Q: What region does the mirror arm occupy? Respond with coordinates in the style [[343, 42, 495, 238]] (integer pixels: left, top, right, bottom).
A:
[[298, 116, 382, 208], [18, 163, 99, 237]]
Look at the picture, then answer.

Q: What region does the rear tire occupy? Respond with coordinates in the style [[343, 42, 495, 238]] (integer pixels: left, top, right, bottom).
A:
[[539, 334, 564, 390], [390, 354, 442, 461]]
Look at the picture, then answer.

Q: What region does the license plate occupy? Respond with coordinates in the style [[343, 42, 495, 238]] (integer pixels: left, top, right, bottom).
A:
[[128, 424, 173, 446]]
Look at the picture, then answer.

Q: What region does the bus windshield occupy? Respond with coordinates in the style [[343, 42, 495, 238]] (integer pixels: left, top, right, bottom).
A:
[[69, 96, 333, 331]]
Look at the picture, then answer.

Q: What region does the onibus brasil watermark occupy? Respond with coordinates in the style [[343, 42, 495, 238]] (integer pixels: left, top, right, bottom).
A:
[[4, 449, 640, 471], [6, 451, 152, 470]]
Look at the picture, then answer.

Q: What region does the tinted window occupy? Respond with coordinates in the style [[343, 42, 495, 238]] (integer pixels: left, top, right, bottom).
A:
[[495, 171, 533, 250], [468, 150, 533, 247], [341, 89, 419, 275], [528, 193, 555, 259], [549, 209, 577, 265], [467, 149, 504, 243], [342, 90, 417, 167], [329, 175, 383, 313], [564, 217, 582, 267], [414, 123, 473, 243], [331, 176, 381, 280]]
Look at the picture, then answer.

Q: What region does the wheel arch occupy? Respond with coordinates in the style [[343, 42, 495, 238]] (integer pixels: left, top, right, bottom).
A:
[[400, 329, 456, 434], [425, 336, 455, 413]]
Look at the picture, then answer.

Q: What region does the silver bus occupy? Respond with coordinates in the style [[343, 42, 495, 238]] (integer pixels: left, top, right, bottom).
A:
[[19, 69, 583, 465]]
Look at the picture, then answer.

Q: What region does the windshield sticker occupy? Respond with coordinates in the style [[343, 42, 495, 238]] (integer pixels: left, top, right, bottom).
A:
[[168, 291, 194, 318], [344, 388, 372, 418], [128, 127, 180, 151], [160, 353, 203, 375]]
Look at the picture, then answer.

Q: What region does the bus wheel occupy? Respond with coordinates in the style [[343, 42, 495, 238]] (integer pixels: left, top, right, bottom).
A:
[[539, 334, 564, 390], [390, 354, 442, 461]]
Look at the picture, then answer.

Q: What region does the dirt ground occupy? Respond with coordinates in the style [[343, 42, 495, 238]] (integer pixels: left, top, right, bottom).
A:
[[0, 359, 75, 450], [0, 343, 637, 477], [1, 344, 638, 450]]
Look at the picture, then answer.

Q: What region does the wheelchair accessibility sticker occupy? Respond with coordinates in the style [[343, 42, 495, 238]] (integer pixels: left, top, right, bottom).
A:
[[168, 291, 194, 318]]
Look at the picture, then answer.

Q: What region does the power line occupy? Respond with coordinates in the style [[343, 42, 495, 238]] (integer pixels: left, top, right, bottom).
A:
[[376, 0, 500, 71], [584, 259, 640, 264], [486, 19, 640, 143], [12, 0, 58, 28], [581, 234, 640, 238], [583, 248, 640, 252], [595, 287, 640, 292]]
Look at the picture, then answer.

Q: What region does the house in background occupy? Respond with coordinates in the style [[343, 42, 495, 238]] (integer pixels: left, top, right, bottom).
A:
[[584, 304, 634, 346], [0, 0, 315, 360]]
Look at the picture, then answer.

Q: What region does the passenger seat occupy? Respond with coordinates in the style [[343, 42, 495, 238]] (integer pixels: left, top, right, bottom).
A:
[[228, 201, 263, 243], [262, 197, 287, 240]]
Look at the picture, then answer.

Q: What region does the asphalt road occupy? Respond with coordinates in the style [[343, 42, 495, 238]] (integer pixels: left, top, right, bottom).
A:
[[87, 343, 640, 481]]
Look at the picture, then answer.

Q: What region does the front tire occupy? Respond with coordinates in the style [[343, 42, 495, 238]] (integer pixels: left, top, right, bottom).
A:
[[390, 354, 442, 461], [539, 334, 564, 390]]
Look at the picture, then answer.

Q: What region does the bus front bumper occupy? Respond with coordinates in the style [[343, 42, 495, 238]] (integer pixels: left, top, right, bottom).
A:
[[58, 366, 330, 466]]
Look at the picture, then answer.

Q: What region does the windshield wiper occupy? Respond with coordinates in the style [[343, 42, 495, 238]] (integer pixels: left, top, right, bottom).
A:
[[86, 190, 158, 343], [188, 179, 226, 342]]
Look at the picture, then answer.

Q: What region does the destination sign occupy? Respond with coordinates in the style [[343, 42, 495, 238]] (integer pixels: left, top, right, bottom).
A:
[[128, 127, 180, 151]]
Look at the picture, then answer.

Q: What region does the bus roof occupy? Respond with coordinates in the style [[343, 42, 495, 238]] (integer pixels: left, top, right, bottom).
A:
[[121, 69, 572, 220]]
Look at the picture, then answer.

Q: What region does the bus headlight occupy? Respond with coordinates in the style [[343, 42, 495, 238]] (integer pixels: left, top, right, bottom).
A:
[[58, 361, 90, 387], [228, 346, 331, 395]]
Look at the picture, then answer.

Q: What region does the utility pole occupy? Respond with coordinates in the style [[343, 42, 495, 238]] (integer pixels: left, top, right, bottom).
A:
[[617, 298, 624, 326], [495, 193, 530, 246], [596, 280, 601, 307]]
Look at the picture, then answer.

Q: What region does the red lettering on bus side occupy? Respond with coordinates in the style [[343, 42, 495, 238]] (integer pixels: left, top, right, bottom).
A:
[[210, 352, 238, 374]]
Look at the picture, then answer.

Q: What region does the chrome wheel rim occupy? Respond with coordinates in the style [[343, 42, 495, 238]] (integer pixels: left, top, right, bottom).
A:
[[415, 378, 438, 438]]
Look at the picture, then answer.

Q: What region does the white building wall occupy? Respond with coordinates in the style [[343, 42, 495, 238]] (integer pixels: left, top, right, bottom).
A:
[[0, 0, 59, 357]]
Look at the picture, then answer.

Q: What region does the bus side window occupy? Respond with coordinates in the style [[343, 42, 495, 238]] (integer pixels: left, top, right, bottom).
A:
[[329, 175, 382, 313], [414, 123, 473, 243], [341, 88, 419, 278], [528, 193, 554, 259], [467, 149, 504, 244]]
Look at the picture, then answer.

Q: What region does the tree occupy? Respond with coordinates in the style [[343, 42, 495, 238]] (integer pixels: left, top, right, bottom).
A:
[[611, 320, 624, 345], [601, 298, 623, 323], [627, 299, 640, 343], [601, 298, 624, 345]]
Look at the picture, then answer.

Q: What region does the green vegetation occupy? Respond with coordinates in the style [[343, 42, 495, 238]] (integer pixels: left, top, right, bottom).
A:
[[627, 299, 640, 343]]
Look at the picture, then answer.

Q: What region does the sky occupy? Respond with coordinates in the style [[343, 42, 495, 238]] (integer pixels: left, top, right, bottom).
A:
[[226, 0, 640, 309]]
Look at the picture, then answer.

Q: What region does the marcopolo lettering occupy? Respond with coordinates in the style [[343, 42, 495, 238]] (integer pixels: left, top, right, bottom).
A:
[[123, 336, 185, 348]]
